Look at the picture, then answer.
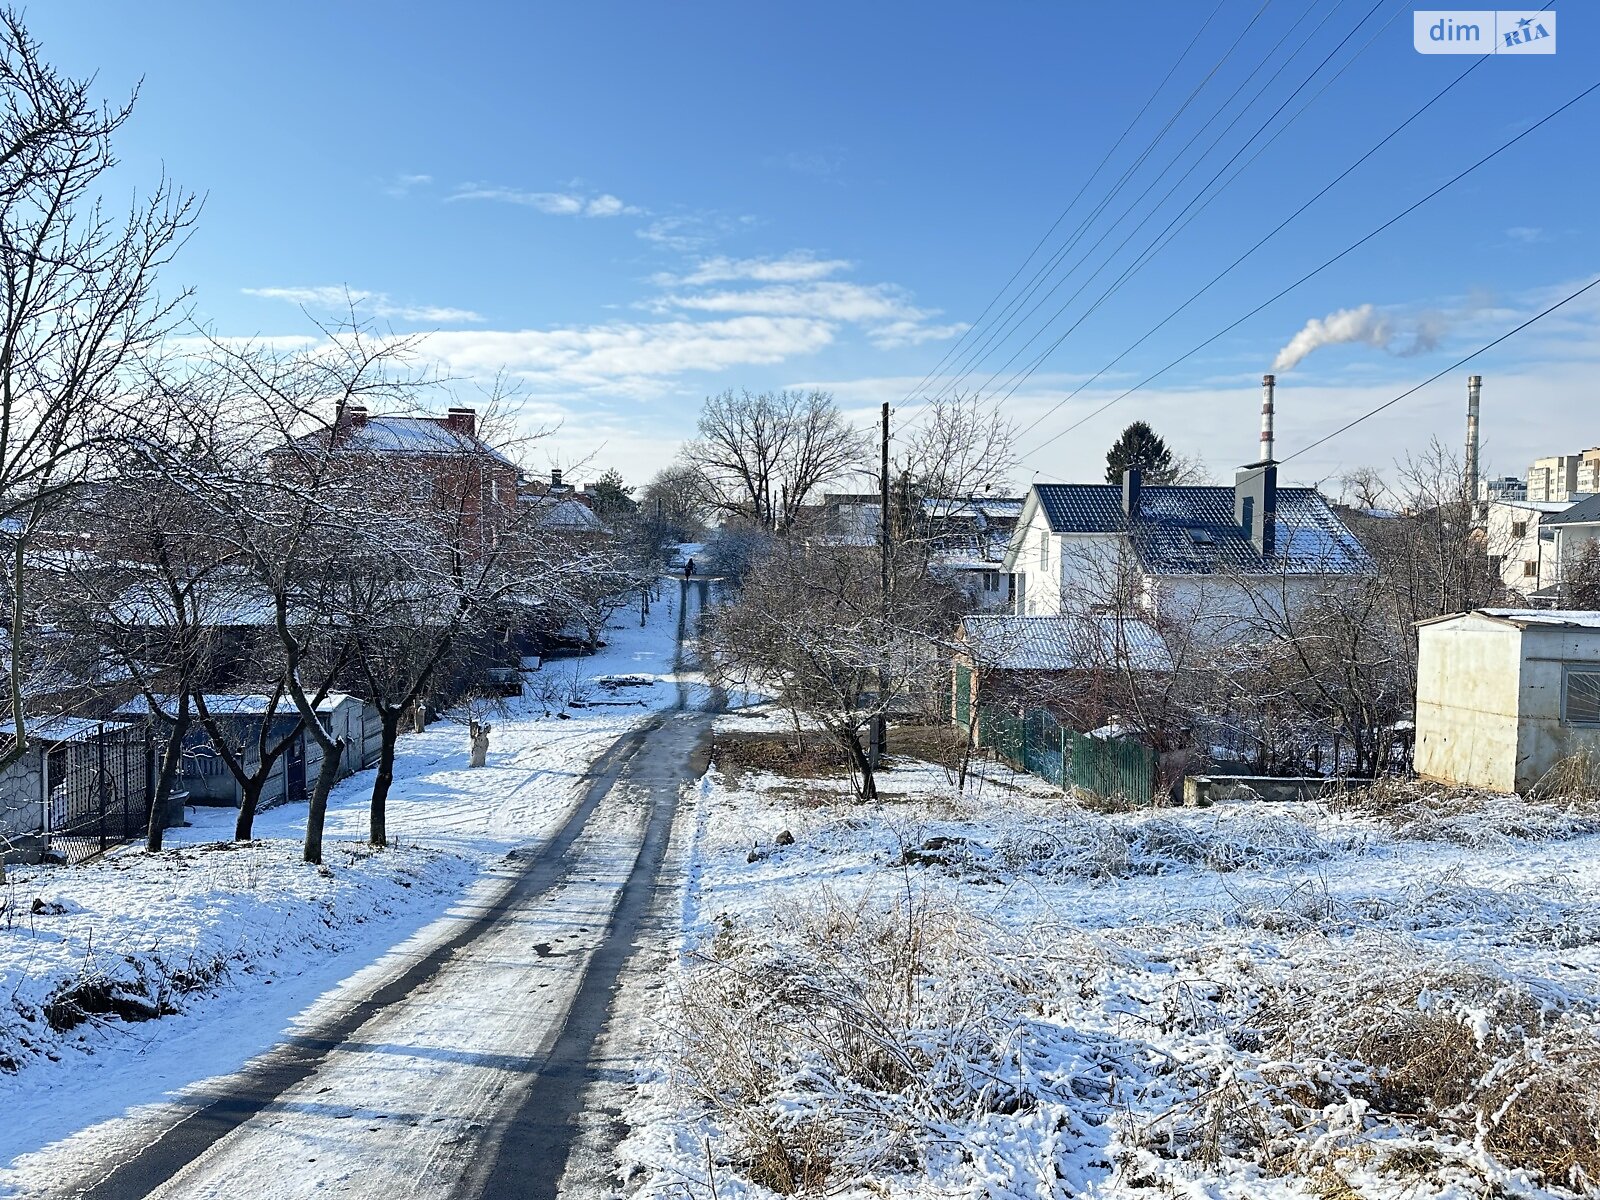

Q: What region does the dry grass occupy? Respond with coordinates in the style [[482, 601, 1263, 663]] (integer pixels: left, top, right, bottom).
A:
[[1252, 961, 1600, 1192], [711, 731, 851, 786], [1329, 774, 1600, 844], [670, 891, 1061, 1194]]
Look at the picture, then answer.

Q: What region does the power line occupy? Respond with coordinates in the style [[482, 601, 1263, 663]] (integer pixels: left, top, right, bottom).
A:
[[1018, 75, 1600, 466], [892, 0, 1260, 422], [1006, 14, 1473, 440], [912, 0, 1297, 419], [1280, 275, 1600, 464], [952, 0, 1369, 409], [992, 0, 1408, 412]]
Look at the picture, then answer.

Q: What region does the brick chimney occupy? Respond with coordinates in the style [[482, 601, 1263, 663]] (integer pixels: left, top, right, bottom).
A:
[[345, 404, 369, 429], [551, 468, 565, 492], [445, 406, 476, 437]]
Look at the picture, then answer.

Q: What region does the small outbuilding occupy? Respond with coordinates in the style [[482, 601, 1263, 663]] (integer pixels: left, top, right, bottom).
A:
[[113, 693, 378, 810], [1415, 608, 1600, 794]]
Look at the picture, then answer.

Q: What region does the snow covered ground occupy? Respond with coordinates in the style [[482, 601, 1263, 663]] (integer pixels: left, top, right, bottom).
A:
[[0, 587, 693, 1192], [624, 707, 1600, 1199]]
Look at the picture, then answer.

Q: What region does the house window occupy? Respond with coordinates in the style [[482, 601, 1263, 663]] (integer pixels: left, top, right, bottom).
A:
[[1523, 561, 1538, 577], [1562, 666, 1600, 727], [1512, 521, 1528, 538], [982, 571, 1000, 592], [411, 479, 433, 502], [1038, 532, 1048, 569]]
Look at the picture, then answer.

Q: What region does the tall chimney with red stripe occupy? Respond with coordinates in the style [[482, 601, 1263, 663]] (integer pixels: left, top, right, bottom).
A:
[[1260, 373, 1276, 463]]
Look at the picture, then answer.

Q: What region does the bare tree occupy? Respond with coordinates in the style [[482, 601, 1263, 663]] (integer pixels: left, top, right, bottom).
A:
[[1564, 541, 1600, 609], [0, 10, 196, 769], [704, 539, 962, 800], [641, 463, 713, 542], [683, 389, 868, 530], [53, 416, 240, 852], [185, 321, 437, 864]]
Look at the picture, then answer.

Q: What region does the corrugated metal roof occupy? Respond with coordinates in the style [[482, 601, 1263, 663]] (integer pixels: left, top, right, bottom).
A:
[[960, 614, 1173, 671], [1030, 483, 1373, 576], [0, 714, 139, 741]]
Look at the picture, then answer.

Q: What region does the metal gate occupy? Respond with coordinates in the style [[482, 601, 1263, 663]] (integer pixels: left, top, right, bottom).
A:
[[45, 722, 153, 860]]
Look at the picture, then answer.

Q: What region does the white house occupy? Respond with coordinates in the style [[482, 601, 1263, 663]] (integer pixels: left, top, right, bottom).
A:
[[1484, 497, 1576, 597], [1415, 609, 1600, 794], [1002, 463, 1373, 633]]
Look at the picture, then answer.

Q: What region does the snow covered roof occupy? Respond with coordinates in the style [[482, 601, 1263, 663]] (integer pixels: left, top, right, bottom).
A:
[[1478, 609, 1600, 630], [528, 497, 604, 532], [1419, 608, 1600, 631], [1494, 499, 1575, 514], [1024, 483, 1373, 577], [0, 714, 138, 741], [960, 614, 1173, 672], [114, 692, 359, 716], [1540, 493, 1600, 526], [289, 414, 515, 468], [920, 496, 1025, 521]]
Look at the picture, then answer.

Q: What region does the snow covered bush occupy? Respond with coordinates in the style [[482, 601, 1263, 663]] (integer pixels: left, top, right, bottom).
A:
[[672, 887, 1110, 1194]]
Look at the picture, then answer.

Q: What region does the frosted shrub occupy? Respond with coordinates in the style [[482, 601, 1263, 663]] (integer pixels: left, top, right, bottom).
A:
[[672, 889, 1098, 1194]]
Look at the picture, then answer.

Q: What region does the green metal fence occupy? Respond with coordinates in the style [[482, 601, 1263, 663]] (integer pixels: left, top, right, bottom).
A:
[[973, 704, 1153, 804]]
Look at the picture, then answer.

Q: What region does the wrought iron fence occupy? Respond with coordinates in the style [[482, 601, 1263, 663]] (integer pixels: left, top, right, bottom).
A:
[[46, 723, 153, 859]]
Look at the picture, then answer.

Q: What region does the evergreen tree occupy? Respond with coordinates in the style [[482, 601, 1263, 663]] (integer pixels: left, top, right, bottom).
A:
[[1104, 422, 1175, 484], [588, 468, 637, 516]]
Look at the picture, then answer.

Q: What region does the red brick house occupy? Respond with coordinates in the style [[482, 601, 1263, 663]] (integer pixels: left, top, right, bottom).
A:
[[281, 405, 520, 558]]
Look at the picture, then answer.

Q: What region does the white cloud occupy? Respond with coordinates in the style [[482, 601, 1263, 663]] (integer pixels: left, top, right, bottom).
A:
[[635, 215, 721, 252], [651, 268, 965, 350], [659, 253, 854, 287], [447, 185, 640, 217], [242, 286, 483, 325], [382, 173, 433, 197], [584, 193, 628, 217], [1506, 225, 1546, 244], [413, 316, 835, 395]]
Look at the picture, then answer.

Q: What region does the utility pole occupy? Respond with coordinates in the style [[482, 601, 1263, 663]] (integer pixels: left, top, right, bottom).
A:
[[871, 401, 890, 770]]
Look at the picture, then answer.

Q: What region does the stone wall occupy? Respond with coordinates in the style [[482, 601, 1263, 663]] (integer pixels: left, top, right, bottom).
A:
[[0, 747, 44, 839]]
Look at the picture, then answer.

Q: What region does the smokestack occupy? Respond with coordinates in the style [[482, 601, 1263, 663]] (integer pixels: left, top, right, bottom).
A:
[[1466, 375, 1481, 502], [1259, 374, 1276, 463]]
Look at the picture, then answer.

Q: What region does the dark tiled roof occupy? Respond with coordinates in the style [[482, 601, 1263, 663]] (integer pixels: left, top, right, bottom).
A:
[[1032, 484, 1373, 576], [1541, 492, 1600, 526]]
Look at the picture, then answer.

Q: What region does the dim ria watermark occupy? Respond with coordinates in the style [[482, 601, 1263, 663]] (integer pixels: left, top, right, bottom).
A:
[[1414, 9, 1556, 53]]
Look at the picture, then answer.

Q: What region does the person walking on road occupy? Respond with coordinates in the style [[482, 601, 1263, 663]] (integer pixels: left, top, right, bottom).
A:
[[684, 557, 696, 579]]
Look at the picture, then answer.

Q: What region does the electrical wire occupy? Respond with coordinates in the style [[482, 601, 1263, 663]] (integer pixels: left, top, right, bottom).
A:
[[892, 0, 1260, 420], [1279, 275, 1600, 464], [1017, 76, 1600, 466]]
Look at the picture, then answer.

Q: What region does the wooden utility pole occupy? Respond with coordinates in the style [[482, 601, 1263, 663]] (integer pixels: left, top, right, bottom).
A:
[[872, 401, 890, 768]]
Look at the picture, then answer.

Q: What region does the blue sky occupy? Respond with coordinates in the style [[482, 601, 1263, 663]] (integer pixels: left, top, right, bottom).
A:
[[35, 2, 1597, 494]]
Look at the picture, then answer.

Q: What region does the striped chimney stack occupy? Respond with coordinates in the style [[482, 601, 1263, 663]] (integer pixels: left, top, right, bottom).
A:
[[1260, 373, 1276, 463]]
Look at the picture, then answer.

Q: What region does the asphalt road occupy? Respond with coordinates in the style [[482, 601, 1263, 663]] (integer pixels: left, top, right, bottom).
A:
[[52, 579, 717, 1200]]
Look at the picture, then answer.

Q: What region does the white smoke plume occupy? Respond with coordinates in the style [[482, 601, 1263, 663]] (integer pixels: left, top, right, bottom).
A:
[[1272, 304, 1392, 371], [1272, 302, 1461, 371]]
